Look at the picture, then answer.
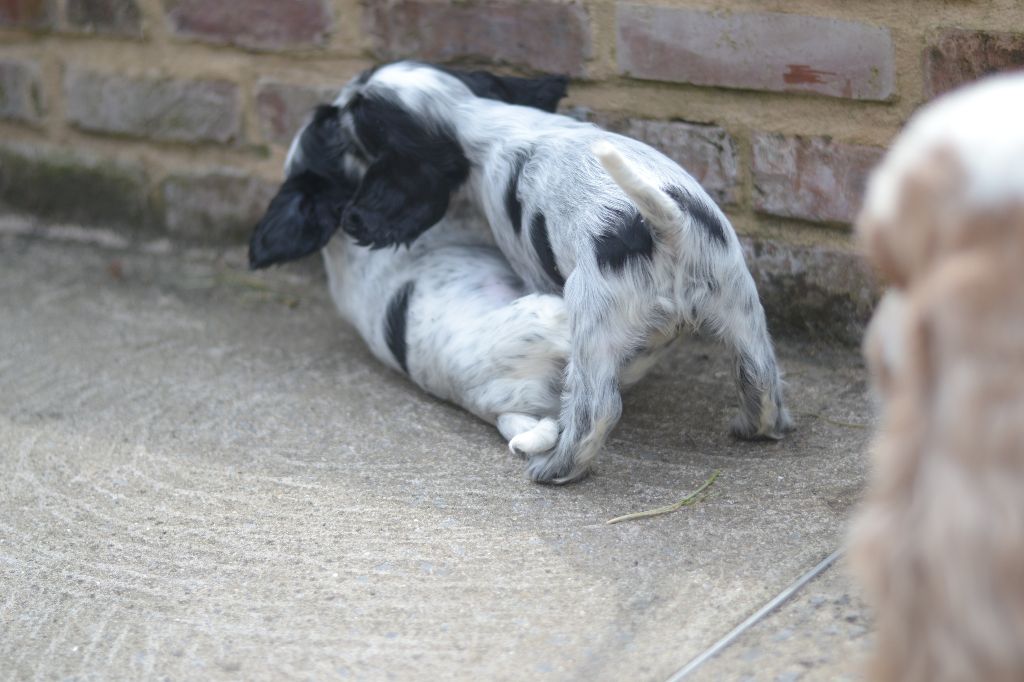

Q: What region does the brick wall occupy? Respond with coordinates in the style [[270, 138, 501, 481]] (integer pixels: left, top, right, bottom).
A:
[[2, 0, 1024, 342]]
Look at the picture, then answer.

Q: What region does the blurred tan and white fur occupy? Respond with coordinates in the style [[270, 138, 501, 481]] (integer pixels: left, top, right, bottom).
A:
[[853, 73, 1024, 682]]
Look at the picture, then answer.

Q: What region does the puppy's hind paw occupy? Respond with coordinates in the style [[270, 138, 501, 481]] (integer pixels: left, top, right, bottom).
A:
[[526, 452, 589, 485], [509, 418, 559, 458], [729, 409, 793, 441]]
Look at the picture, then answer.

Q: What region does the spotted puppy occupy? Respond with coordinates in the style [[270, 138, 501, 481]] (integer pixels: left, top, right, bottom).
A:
[[853, 73, 1024, 682], [250, 103, 573, 458], [331, 61, 791, 482]]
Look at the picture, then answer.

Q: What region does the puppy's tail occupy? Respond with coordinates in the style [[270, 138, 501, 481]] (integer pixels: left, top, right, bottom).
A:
[[592, 140, 682, 253]]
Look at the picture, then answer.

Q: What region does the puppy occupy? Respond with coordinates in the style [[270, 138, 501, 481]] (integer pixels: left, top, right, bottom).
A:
[[327, 61, 791, 482], [250, 104, 572, 458], [853, 73, 1024, 682]]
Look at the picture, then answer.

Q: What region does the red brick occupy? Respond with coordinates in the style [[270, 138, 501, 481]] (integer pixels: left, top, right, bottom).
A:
[[567, 108, 739, 205], [752, 133, 883, 225], [925, 28, 1024, 98], [0, 0, 55, 28], [65, 69, 241, 144], [66, 0, 142, 36], [617, 5, 894, 101], [256, 81, 339, 146], [366, 0, 592, 77], [619, 118, 738, 206], [163, 0, 332, 50], [0, 59, 45, 124], [160, 170, 276, 241]]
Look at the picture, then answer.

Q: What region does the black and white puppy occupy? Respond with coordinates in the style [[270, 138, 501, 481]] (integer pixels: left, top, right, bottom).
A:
[[331, 61, 793, 483], [250, 81, 576, 458]]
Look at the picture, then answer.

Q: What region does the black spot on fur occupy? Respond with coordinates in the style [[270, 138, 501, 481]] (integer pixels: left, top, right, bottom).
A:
[[530, 213, 565, 289], [504, 150, 530, 234], [385, 281, 416, 374], [438, 67, 569, 112], [665, 186, 728, 247], [593, 209, 654, 272], [342, 93, 470, 249]]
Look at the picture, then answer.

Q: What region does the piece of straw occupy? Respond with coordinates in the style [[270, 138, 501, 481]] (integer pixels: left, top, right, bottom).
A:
[[606, 470, 720, 525]]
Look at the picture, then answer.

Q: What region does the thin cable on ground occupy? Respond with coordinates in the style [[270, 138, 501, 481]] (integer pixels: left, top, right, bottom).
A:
[[666, 547, 845, 681]]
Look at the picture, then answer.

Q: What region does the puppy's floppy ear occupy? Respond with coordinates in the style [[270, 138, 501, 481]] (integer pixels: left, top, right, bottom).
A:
[[341, 93, 470, 248], [295, 105, 349, 181], [249, 104, 355, 268], [443, 68, 569, 112], [248, 172, 351, 269], [342, 154, 456, 249]]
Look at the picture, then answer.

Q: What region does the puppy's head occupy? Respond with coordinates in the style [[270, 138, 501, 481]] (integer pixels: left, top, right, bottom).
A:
[[857, 144, 966, 288], [334, 61, 569, 249], [249, 105, 358, 269], [857, 72, 1024, 286]]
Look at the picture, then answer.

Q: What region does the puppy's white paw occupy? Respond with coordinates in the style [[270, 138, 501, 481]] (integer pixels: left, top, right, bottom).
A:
[[509, 418, 559, 458]]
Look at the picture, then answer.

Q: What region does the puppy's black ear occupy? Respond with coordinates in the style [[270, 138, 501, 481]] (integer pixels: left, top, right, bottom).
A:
[[295, 105, 349, 182], [443, 68, 569, 112], [341, 93, 470, 248], [342, 155, 454, 249], [248, 172, 351, 269]]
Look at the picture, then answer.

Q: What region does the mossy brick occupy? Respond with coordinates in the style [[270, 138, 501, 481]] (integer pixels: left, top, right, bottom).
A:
[[159, 170, 276, 243], [742, 237, 879, 345], [0, 0, 55, 28], [66, 0, 142, 37], [0, 146, 154, 229], [0, 59, 45, 124], [65, 69, 241, 145]]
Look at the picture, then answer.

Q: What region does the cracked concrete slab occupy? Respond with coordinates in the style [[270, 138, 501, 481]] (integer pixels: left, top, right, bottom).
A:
[[0, 228, 874, 680]]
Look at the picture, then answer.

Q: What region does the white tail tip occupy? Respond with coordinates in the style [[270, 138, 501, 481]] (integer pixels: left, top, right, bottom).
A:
[[591, 140, 617, 162]]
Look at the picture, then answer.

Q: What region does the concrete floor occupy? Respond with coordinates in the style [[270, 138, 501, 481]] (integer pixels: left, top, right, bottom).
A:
[[0, 222, 875, 681]]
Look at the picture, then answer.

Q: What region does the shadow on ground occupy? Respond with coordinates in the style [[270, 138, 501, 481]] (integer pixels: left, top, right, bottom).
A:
[[0, 226, 874, 680]]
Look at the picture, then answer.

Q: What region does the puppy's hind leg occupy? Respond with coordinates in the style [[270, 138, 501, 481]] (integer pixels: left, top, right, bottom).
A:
[[711, 276, 793, 439], [527, 274, 634, 483]]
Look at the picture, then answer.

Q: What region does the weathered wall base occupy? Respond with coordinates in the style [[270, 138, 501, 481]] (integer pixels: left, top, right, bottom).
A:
[[2, 0, 1023, 342]]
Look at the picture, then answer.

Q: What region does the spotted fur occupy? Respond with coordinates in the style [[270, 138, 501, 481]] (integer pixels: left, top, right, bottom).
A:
[[250, 102, 575, 459], [330, 62, 792, 483]]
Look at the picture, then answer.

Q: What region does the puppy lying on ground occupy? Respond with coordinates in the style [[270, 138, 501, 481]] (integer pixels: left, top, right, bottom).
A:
[[853, 73, 1024, 682], [250, 104, 572, 458], [327, 61, 791, 483]]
